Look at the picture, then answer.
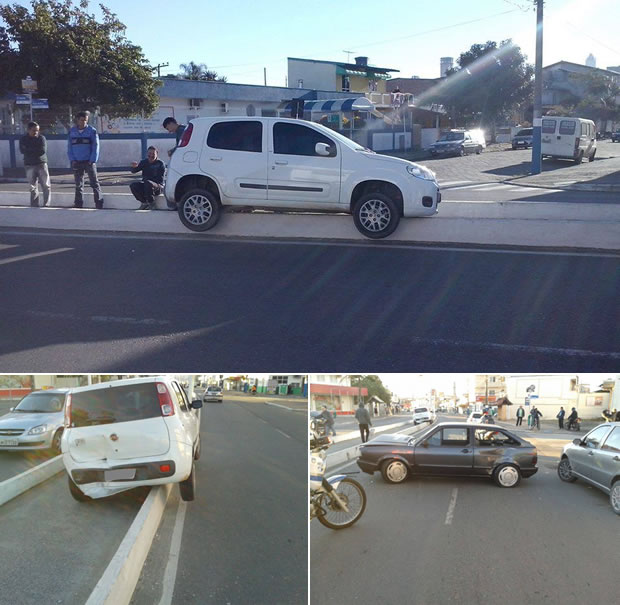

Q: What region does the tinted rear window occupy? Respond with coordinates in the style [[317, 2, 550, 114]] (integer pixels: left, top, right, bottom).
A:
[[559, 120, 576, 135], [207, 121, 262, 152], [70, 383, 161, 427], [542, 119, 556, 134], [414, 408, 428, 414], [516, 129, 532, 136]]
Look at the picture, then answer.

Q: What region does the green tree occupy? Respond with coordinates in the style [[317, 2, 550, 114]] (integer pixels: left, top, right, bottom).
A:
[[350, 375, 392, 406], [429, 40, 534, 135], [574, 73, 620, 125], [177, 61, 227, 83], [0, 0, 160, 127]]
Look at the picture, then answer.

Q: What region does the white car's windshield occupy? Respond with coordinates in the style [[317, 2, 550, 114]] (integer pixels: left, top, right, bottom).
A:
[[439, 132, 465, 141]]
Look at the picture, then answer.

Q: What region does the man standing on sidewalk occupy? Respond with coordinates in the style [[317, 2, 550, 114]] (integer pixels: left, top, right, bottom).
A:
[[19, 121, 51, 207], [556, 406, 565, 430], [67, 111, 103, 209], [355, 402, 372, 443], [516, 405, 525, 426]]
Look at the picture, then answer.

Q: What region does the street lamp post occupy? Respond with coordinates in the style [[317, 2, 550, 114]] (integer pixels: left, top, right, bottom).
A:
[[531, 0, 544, 174]]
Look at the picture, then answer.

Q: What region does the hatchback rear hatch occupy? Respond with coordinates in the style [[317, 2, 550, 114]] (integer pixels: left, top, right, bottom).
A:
[[66, 382, 171, 463]]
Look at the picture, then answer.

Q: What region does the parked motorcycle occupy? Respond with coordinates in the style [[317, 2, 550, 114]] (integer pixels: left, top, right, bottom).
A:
[[310, 418, 366, 530], [602, 409, 619, 422], [566, 417, 581, 431]]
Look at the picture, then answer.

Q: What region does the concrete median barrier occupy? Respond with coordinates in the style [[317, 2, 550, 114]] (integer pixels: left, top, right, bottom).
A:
[[0, 455, 64, 506], [85, 484, 172, 605]]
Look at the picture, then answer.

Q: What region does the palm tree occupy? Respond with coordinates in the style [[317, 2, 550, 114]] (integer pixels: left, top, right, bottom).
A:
[[177, 61, 227, 82]]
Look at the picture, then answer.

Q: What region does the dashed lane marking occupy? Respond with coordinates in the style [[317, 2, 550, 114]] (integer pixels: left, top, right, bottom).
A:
[[0, 247, 72, 265], [445, 488, 459, 525], [158, 499, 187, 605]]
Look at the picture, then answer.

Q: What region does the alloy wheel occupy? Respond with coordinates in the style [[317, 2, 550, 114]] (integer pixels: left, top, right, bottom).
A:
[[611, 483, 620, 514], [183, 194, 213, 226], [358, 199, 391, 233]]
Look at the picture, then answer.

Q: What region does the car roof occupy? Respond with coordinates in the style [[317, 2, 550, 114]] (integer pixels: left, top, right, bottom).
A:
[[29, 388, 70, 394], [70, 376, 175, 394]]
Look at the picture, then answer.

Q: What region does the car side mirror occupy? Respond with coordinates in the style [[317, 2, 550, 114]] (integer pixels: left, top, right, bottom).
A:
[[191, 400, 203, 409], [315, 142, 332, 156], [573, 438, 582, 446], [421, 441, 429, 448]]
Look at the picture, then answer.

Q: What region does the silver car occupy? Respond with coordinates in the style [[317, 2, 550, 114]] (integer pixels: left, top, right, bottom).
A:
[[558, 422, 620, 515], [203, 386, 223, 403], [0, 389, 69, 454]]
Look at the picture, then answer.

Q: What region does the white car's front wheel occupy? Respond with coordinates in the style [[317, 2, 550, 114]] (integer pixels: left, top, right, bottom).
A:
[[353, 193, 400, 239], [178, 189, 221, 232]]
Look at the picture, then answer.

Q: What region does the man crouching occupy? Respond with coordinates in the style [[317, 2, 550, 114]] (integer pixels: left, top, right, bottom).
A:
[[129, 146, 166, 210]]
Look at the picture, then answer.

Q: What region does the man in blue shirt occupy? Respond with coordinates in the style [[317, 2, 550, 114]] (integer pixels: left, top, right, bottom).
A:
[[67, 111, 103, 209]]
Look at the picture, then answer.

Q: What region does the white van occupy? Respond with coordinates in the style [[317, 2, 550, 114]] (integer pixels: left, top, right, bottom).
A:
[[541, 116, 596, 164]]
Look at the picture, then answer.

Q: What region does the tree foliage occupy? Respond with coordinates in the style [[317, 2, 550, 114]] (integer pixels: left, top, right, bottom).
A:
[[177, 61, 227, 83], [573, 73, 620, 124], [0, 0, 160, 126], [350, 375, 392, 406], [429, 39, 534, 130]]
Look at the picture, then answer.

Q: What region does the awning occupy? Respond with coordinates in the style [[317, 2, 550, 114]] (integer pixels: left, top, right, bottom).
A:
[[281, 97, 374, 113], [311, 384, 369, 396]]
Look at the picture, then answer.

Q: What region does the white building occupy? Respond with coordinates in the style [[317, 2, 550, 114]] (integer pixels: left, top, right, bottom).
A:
[[309, 375, 368, 414]]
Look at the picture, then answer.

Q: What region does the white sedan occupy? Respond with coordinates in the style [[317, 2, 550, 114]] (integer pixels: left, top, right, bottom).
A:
[[467, 412, 484, 424]]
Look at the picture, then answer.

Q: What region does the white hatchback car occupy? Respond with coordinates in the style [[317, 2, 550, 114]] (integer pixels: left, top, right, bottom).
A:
[[61, 377, 202, 502], [412, 407, 434, 425], [164, 117, 440, 239], [467, 412, 484, 424]]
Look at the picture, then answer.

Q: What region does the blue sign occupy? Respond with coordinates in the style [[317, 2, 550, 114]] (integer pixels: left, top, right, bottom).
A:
[[15, 94, 30, 105], [31, 98, 49, 109]]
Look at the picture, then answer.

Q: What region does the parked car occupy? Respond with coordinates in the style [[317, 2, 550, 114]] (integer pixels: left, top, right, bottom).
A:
[[357, 422, 538, 487], [511, 128, 533, 149], [164, 117, 440, 240], [557, 422, 620, 515], [203, 385, 223, 403], [412, 407, 434, 425], [429, 130, 484, 157], [61, 377, 202, 502], [0, 389, 69, 454], [541, 116, 596, 163], [611, 130, 620, 143]]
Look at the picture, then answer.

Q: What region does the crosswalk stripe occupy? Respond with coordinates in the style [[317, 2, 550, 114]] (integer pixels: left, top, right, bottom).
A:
[[439, 180, 473, 187]]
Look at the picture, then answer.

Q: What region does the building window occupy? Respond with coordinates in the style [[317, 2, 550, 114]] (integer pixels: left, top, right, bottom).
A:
[[297, 79, 304, 88]]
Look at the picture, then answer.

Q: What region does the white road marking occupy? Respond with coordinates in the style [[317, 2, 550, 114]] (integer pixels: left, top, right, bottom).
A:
[[0, 247, 72, 265], [158, 498, 188, 605], [0, 244, 18, 251], [26, 310, 170, 326], [410, 336, 620, 359], [439, 180, 473, 187], [445, 488, 459, 525], [264, 401, 306, 412], [275, 428, 292, 439]]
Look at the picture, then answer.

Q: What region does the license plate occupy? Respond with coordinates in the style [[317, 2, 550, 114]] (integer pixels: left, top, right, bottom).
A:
[[0, 439, 19, 446], [104, 468, 136, 481]]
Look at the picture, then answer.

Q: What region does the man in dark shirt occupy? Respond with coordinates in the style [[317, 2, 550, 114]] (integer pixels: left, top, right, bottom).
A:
[[19, 121, 51, 207], [129, 146, 166, 210], [162, 117, 187, 157]]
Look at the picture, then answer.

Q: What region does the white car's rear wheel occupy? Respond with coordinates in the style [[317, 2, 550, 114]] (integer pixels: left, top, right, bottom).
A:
[[178, 189, 221, 232]]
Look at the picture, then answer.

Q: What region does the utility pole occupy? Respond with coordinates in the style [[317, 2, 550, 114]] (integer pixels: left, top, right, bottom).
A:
[[152, 62, 169, 78], [531, 0, 544, 174]]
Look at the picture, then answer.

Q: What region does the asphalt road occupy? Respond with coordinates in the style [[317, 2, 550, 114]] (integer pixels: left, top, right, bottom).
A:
[[310, 433, 618, 605], [130, 395, 308, 605], [0, 230, 618, 371]]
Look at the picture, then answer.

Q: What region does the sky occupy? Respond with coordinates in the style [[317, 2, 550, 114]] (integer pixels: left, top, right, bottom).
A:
[[13, 0, 617, 86], [378, 374, 616, 399]]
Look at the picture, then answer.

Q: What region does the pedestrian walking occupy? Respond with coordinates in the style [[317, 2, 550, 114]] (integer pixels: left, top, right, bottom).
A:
[[516, 405, 525, 426], [556, 406, 565, 430], [530, 406, 542, 430], [355, 402, 372, 443], [129, 146, 166, 210], [319, 406, 336, 436], [19, 121, 51, 207], [67, 111, 103, 209]]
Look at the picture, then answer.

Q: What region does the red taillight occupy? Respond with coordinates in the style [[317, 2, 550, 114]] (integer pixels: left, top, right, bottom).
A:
[[574, 137, 580, 151], [160, 464, 171, 473], [64, 393, 72, 428], [178, 123, 193, 148], [157, 382, 175, 417]]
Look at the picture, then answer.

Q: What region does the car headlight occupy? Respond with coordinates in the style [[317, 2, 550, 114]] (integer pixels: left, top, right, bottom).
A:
[[28, 424, 48, 435], [407, 164, 436, 181]]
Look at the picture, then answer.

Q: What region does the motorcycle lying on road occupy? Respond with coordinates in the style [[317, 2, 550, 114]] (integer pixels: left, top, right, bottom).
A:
[[310, 418, 366, 530]]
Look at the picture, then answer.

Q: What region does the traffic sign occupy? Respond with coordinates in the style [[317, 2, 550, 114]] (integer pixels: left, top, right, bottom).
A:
[[15, 94, 31, 105], [31, 98, 49, 109]]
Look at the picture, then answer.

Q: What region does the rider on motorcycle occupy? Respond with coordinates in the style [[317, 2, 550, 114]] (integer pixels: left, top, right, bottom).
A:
[[566, 407, 578, 430]]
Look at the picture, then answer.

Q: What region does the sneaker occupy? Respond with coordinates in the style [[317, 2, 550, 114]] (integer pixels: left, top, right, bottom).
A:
[[138, 203, 151, 210], [73, 203, 83, 209], [95, 200, 104, 209]]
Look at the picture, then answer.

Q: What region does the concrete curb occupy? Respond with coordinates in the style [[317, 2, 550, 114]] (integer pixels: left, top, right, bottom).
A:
[[504, 179, 620, 192], [85, 483, 172, 605], [0, 455, 64, 506]]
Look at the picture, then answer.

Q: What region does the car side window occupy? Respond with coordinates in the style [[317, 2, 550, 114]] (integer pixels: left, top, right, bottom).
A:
[[170, 382, 189, 412], [583, 426, 611, 449], [475, 429, 518, 446], [207, 121, 262, 152], [601, 428, 620, 453], [424, 431, 442, 447], [273, 122, 336, 157], [442, 428, 469, 446]]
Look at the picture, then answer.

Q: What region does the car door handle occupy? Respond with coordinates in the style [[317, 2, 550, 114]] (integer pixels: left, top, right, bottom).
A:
[[461, 449, 471, 453], [209, 157, 222, 161], [274, 160, 288, 165]]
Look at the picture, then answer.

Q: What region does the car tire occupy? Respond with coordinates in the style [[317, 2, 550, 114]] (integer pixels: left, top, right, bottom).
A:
[[589, 149, 596, 161], [476, 146, 482, 154], [557, 457, 577, 482], [458, 147, 465, 157], [610, 480, 620, 515], [177, 188, 221, 232], [179, 463, 196, 501], [193, 436, 201, 461], [574, 151, 584, 164], [68, 476, 92, 502], [512, 145, 517, 150], [50, 429, 63, 455], [493, 463, 521, 488], [352, 192, 400, 239], [381, 459, 409, 484]]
